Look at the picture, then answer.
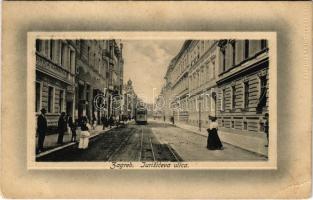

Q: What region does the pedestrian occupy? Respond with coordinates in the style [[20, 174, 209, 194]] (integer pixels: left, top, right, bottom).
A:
[[57, 112, 67, 145], [68, 116, 77, 142], [91, 113, 96, 130], [163, 115, 165, 122], [171, 116, 175, 125], [80, 116, 89, 131], [37, 108, 47, 153], [206, 116, 223, 150], [264, 113, 269, 147], [101, 115, 107, 130], [78, 116, 90, 149], [109, 115, 114, 128]]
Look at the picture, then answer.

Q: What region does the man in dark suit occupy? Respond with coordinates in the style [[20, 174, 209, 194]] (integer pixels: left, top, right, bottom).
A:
[[37, 108, 47, 153], [57, 112, 67, 144]]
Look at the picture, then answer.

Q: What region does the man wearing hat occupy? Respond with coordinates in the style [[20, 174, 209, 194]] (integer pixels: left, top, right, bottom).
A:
[[37, 108, 47, 153]]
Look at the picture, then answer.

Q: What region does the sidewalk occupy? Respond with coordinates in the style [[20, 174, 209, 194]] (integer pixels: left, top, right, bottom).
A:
[[36, 125, 111, 157], [152, 119, 268, 156]]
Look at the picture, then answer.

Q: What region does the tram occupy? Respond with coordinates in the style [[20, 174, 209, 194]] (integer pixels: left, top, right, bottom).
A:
[[135, 107, 148, 125]]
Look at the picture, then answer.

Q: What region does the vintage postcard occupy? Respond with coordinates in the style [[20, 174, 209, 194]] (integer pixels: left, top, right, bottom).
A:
[[27, 32, 277, 169], [2, 1, 311, 199]]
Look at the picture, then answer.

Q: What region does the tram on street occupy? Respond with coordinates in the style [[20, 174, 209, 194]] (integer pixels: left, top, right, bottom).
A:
[[135, 107, 148, 125]]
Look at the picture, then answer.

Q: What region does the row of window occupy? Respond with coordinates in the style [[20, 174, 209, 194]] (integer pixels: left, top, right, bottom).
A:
[[79, 40, 107, 75], [220, 75, 267, 111], [189, 60, 216, 90], [171, 40, 216, 84], [172, 77, 188, 96], [36, 40, 76, 73], [220, 120, 266, 132], [220, 40, 268, 73], [35, 82, 65, 113], [179, 118, 266, 132]]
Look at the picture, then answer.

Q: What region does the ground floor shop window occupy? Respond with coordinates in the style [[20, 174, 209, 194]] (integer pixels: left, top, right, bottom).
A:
[[48, 86, 54, 113], [35, 82, 41, 112], [243, 121, 247, 130], [59, 90, 64, 113], [244, 81, 249, 108]]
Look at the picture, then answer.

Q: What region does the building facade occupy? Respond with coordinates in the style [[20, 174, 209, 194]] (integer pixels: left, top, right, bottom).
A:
[[161, 40, 219, 131], [158, 39, 269, 155], [73, 40, 123, 123], [36, 39, 124, 128], [35, 40, 76, 127], [216, 39, 269, 137], [187, 40, 219, 131]]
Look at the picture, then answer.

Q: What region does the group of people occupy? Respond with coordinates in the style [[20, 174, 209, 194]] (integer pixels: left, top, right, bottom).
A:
[[206, 113, 269, 150], [37, 109, 84, 153], [36, 107, 132, 153]]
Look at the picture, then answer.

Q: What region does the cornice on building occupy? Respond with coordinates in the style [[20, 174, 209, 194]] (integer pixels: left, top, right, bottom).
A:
[[216, 52, 269, 85]]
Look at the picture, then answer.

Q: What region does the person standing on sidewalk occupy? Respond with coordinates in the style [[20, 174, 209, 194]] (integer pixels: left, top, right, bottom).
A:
[[101, 115, 107, 130], [264, 113, 269, 147], [109, 115, 114, 128], [206, 116, 223, 150], [68, 116, 77, 142], [37, 108, 47, 153], [57, 112, 67, 144]]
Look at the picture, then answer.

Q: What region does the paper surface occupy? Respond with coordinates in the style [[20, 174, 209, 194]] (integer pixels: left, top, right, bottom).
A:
[[1, 1, 312, 198]]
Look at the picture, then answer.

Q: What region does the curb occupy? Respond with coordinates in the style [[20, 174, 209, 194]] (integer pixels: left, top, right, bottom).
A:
[[35, 128, 113, 158]]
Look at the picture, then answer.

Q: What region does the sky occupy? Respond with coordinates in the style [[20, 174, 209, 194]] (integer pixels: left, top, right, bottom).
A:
[[123, 40, 184, 104]]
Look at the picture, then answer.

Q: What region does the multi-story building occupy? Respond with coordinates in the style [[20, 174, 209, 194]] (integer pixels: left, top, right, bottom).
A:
[[159, 39, 269, 155], [74, 40, 106, 124], [74, 40, 124, 123], [35, 39, 76, 127], [170, 41, 191, 124], [36, 39, 124, 129], [162, 40, 219, 131], [162, 58, 176, 121], [216, 39, 269, 154], [187, 40, 219, 131]]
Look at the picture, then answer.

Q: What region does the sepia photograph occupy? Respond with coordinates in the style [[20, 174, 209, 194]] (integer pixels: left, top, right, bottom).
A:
[[29, 32, 276, 169], [2, 1, 311, 198]]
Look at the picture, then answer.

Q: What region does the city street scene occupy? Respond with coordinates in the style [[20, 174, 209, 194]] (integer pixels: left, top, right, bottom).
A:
[[35, 38, 269, 163]]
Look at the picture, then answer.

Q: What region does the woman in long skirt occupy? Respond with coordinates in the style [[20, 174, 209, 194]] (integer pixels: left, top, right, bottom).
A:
[[207, 116, 223, 150]]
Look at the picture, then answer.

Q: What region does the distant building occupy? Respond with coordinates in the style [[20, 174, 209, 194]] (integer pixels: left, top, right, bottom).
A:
[[162, 40, 219, 130], [123, 79, 138, 119], [186, 40, 218, 130]]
